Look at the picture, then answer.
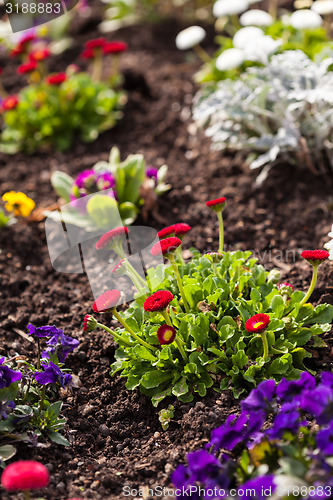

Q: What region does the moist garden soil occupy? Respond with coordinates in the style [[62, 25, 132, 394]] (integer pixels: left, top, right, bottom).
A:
[[0, 6, 333, 499]]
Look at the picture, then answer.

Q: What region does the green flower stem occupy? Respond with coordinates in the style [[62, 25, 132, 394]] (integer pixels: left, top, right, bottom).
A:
[[175, 337, 188, 363], [39, 385, 46, 414], [113, 240, 126, 259], [217, 211, 224, 253], [299, 265, 318, 307], [24, 491, 31, 500], [126, 261, 148, 289], [168, 254, 190, 313], [37, 338, 41, 370], [111, 308, 156, 352], [97, 322, 132, 347], [261, 332, 269, 361], [193, 44, 211, 63], [176, 246, 185, 265], [161, 309, 173, 327], [92, 54, 103, 82], [268, 0, 278, 18]]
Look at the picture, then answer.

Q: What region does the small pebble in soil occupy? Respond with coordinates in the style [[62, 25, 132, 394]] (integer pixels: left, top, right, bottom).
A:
[[98, 424, 110, 437]]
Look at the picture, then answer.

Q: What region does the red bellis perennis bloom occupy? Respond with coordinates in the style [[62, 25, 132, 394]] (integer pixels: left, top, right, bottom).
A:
[[143, 290, 174, 312], [206, 197, 226, 212], [17, 61, 37, 74], [151, 237, 181, 257], [29, 48, 51, 62], [103, 41, 128, 54], [278, 282, 294, 290], [83, 314, 97, 333], [93, 289, 121, 313], [157, 325, 176, 345], [301, 250, 330, 266], [157, 225, 175, 239], [174, 223, 191, 237], [96, 226, 129, 250], [2, 95, 19, 111], [46, 73, 67, 85], [245, 313, 270, 333], [85, 38, 107, 50], [1, 460, 50, 491]]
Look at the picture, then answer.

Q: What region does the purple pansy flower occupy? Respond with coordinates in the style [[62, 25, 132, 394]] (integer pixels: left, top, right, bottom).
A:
[[316, 421, 333, 456], [27, 324, 63, 338], [276, 372, 316, 403], [42, 331, 79, 363], [0, 400, 15, 419], [300, 385, 333, 425], [0, 357, 22, 389], [146, 166, 158, 183], [208, 413, 248, 451], [96, 172, 115, 190], [238, 475, 276, 499], [241, 379, 276, 413], [268, 403, 306, 439], [35, 362, 72, 389]]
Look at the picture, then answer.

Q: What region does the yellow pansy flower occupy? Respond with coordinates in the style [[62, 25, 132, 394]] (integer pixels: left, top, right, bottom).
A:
[[2, 191, 36, 217]]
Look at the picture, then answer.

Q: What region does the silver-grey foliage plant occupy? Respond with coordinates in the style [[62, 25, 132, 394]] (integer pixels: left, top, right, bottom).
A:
[[193, 51, 333, 181]]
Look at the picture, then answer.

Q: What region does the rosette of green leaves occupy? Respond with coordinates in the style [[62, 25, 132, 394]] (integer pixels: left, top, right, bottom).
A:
[[48, 147, 170, 228], [0, 73, 125, 154], [110, 250, 333, 405]]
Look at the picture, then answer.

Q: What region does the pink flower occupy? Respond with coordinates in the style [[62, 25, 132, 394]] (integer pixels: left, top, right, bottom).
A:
[[151, 237, 182, 257], [245, 313, 270, 333], [143, 290, 174, 312], [1, 461, 49, 491], [93, 290, 122, 313], [96, 227, 129, 250]]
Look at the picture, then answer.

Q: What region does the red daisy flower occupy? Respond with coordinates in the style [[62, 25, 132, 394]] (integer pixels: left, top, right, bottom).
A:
[[19, 34, 36, 46], [83, 314, 97, 332], [46, 73, 67, 85], [174, 223, 191, 237], [81, 48, 94, 59], [17, 61, 37, 74], [1, 461, 49, 491], [93, 289, 121, 313], [96, 227, 129, 250], [2, 95, 19, 111], [301, 250, 330, 266], [157, 324, 176, 345], [10, 47, 24, 57], [103, 41, 128, 54], [29, 48, 51, 62], [143, 290, 174, 312], [157, 225, 175, 239], [245, 313, 270, 333], [206, 197, 226, 212], [151, 237, 182, 257], [85, 38, 107, 50]]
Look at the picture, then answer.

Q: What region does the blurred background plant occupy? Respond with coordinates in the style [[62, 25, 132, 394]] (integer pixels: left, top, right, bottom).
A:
[[47, 146, 171, 228], [0, 191, 35, 228]]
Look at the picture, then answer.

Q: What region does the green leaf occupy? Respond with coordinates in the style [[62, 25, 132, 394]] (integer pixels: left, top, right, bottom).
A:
[[132, 345, 156, 362], [172, 376, 189, 398], [51, 171, 73, 203], [48, 432, 70, 447], [232, 350, 249, 369], [118, 201, 139, 225], [140, 370, 172, 389], [270, 295, 285, 318], [87, 194, 120, 229], [0, 445, 16, 461]]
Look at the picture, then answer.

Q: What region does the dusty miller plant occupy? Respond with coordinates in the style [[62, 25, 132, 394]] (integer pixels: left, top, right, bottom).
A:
[[193, 51, 333, 181]]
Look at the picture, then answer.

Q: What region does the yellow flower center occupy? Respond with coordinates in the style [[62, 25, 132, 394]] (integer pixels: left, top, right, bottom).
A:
[[254, 321, 264, 329], [163, 329, 174, 342]]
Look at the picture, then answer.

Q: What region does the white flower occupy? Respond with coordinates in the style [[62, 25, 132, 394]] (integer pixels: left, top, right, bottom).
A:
[[175, 26, 206, 50], [324, 224, 333, 260], [240, 9, 274, 27], [213, 0, 249, 17], [244, 35, 282, 63], [233, 26, 265, 49], [216, 48, 245, 71], [289, 9, 323, 29], [311, 0, 333, 15]]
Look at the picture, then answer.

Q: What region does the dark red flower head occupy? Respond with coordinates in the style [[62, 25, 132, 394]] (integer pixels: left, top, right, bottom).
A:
[[96, 227, 129, 250], [157, 324, 176, 345], [112, 259, 126, 275], [151, 237, 182, 257], [206, 197, 226, 212], [143, 290, 174, 312], [103, 41, 128, 54], [85, 38, 107, 50], [93, 289, 121, 313], [174, 223, 191, 237], [157, 225, 175, 239], [245, 313, 270, 333], [17, 61, 37, 74], [29, 48, 51, 62], [1, 460, 50, 491], [83, 314, 97, 332], [46, 73, 67, 85], [81, 48, 94, 59], [2, 95, 19, 111], [301, 250, 330, 266]]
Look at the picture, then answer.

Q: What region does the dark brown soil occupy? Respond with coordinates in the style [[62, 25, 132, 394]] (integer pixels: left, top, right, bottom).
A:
[[0, 4, 333, 500]]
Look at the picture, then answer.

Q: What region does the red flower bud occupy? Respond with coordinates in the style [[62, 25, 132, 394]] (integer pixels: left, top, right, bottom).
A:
[[151, 237, 181, 257], [245, 313, 270, 333], [46, 73, 67, 85], [2, 95, 19, 111], [174, 223, 191, 237], [96, 227, 129, 250], [157, 324, 176, 345], [93, 290, 121, 313], [85, 38, 107, 50], [157, 225, 175, 239], [143, 290, 174, 312], [103, 41, 128, 54], [301, 250, 330, 266], [206, 197, 226, 212], [1, 461, 49, 491], [17, 61, 37, 74], [83, 314, 97, 332]]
